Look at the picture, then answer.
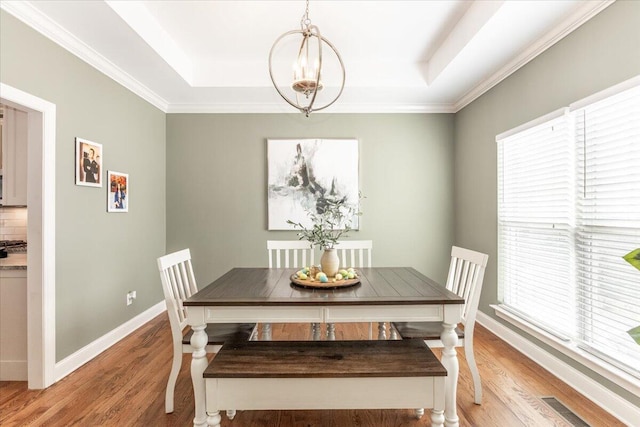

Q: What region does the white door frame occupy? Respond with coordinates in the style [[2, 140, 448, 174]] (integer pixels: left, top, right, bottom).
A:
[[1, 82, 56, 388]]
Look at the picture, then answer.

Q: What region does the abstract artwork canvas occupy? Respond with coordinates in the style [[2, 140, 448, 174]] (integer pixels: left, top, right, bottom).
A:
[[267, 138, 359, 230]]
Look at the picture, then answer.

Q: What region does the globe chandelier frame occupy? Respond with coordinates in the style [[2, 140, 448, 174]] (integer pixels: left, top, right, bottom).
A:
[[268, 0, 346, 117]]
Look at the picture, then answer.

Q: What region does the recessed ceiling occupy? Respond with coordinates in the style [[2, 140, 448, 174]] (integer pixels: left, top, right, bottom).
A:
[[1, 1, 613, 113]]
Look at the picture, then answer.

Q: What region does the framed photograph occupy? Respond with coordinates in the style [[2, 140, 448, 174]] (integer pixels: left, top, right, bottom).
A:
[[267, 138, 359, 230], [107, 171, 128, 212], [75, 137, 103, 187]]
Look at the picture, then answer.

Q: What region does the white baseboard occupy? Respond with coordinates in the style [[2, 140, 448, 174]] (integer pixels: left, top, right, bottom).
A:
[[476, 311, 640, 426], [0, 360, 28, 381], [54, 301, 166, 382]]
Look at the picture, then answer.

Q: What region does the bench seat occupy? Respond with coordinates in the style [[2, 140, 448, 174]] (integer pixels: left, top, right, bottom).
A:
[[203, 339, 447, 427]]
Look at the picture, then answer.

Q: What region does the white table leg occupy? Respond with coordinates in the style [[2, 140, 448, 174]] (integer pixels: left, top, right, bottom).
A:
[[441, 322, 459, 427], [431, 409, 445, 427], [377, 322, 387, 340], [206, 410, 221, 427], [390, 324, 398, 340], [262, 322, 272, 341], [190, 323, 209, 427], [326, 323, 336, 340], [312, 323, 322, 340]]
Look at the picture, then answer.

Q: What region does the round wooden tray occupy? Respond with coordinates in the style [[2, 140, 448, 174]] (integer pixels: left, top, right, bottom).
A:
[[290, 274, 360, 290]]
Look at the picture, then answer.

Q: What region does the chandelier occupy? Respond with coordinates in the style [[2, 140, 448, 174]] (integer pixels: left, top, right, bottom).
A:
[[268, 0, 346, 116]]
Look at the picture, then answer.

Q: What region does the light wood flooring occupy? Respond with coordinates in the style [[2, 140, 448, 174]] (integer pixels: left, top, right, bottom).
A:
[[0, 316, 624, 426]]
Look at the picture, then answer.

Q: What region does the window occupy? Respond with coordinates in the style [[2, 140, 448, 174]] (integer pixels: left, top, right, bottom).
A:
[[497, 78, 640, 379]]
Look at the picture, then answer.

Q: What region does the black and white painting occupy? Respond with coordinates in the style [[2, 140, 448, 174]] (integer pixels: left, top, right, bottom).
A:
[[267, 138, 359, 230]]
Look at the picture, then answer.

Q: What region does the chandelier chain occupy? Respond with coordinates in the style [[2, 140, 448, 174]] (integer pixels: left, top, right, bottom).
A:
[[301, 0, 311, 30]]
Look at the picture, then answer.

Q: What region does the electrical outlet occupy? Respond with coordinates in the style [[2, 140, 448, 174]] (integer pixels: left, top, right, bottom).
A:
[[126, 291, 136, 306]]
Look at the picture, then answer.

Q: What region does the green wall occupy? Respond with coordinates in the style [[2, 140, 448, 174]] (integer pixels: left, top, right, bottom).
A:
[[454, 0, 640, 406], [2, 0, 638, 410], [166, 114, 455, 286], [0, 11, 167, 361]]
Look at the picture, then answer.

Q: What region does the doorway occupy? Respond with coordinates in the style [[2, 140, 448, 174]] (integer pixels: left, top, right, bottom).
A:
[[0, 83, 56, 389]]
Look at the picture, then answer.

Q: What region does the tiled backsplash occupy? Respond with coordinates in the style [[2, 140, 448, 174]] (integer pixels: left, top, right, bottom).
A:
[[0, 206, 28, 241]]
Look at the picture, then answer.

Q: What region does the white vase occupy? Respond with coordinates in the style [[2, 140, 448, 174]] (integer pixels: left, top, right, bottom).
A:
[[320, 248, 340, 277]]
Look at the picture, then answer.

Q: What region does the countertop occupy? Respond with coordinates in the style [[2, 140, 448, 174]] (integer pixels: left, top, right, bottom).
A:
[[0, 253, 27, 270]]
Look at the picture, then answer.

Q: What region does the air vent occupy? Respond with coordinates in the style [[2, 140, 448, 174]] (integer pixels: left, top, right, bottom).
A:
[[541, 397, 590, 426]]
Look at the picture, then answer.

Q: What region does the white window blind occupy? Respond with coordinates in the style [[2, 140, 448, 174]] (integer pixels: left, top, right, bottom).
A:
[[497, 111, 574, 338], [574, 84, 640, 374], [498, 79, 640, 377]]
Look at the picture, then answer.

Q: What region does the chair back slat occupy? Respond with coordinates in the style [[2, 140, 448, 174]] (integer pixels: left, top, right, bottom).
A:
[[335, 240, 372, 268], [267, 241, 315, 269], [157, 249, 198, 335], [447, 246, 489, 326]]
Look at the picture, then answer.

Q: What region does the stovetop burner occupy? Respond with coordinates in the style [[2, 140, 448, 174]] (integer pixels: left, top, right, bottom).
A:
[[0, 240, 27, 253], [0, 240, 27, 247]]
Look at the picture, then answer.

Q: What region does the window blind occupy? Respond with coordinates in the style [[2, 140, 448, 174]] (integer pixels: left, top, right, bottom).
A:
[[498, 78, 640, 377], [497, 112, 574, 338], [574, 84, 640, 374]]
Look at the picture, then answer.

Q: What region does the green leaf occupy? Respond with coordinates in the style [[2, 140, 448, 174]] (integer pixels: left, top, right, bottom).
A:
[[628, 325, 640, 345], [623, 248, 640, 272]]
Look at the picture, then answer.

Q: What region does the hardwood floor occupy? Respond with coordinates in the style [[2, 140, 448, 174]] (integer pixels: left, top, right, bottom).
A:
[[0, 316, 624, 427]]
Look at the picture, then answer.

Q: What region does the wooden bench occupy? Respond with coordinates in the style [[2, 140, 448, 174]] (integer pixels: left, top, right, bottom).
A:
[[203, 339, 447, 427]]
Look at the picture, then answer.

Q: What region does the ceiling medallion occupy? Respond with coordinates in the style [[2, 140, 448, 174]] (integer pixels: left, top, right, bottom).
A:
[[268, 0, 346, 117]]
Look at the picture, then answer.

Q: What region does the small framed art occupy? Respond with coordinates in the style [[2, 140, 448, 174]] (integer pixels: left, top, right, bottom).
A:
[[107, 171, 128, 212], [75, 137, 103, 187]]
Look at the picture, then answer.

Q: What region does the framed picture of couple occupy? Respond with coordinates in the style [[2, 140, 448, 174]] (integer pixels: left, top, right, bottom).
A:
[[107, 171, 128, 213], [75, 137, 103, 187]]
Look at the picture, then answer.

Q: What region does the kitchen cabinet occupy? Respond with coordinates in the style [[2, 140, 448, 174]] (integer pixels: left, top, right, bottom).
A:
[[1, 106, 28, 206], [0, 268, 27, 381]]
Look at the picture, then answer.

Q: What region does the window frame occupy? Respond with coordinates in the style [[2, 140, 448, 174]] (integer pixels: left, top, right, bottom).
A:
[[494, 75, 640, 396]]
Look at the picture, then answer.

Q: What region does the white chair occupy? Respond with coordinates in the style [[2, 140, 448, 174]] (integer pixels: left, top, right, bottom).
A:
[[267, 240, 315, 269], [266, 240, 315, 339], [157, 249, 256, 414], [335, 239, 372, 269], [333, 240, 381, 340], [391, 246, 489, 407]]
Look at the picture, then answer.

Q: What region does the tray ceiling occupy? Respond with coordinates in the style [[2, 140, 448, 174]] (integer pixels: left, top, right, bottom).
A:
[[1, 1, 613, 113]]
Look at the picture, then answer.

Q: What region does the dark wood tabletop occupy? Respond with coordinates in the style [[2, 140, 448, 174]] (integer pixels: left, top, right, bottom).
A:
[[184, 267, 464, 307]]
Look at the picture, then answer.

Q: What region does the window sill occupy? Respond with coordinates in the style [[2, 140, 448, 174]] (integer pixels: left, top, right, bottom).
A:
[[491, 304, 640, 397]]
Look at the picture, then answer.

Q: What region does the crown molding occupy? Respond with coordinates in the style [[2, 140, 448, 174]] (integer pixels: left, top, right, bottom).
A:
[[452, 0, 615, 112], [166, 102, 457, 114], [0, 1, 169, 112]]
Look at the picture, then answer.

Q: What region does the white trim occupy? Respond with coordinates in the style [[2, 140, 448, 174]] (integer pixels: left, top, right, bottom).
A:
[[495, 107, 567, 141], [477, 310, 640, 426], [454, 0, 615, 112], [490, 305, 640, 394], [54, 301, 166, 382], [0, 82, 56, 389], [165, 102, 457, 114], [0, 1, 169, 112], [570, 74, 640, 111]]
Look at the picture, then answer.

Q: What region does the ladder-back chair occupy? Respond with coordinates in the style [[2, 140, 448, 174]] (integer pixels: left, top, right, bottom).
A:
[[392, 246, 489, 408], [157, 249, 256, 414]]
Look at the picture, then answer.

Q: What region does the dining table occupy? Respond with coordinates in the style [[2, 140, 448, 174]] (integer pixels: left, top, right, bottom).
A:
[[184, 267, 465, 427]]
